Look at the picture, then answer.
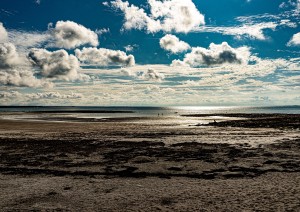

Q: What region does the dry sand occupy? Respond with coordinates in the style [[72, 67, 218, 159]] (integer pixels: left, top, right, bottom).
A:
[[1, 173, 300, 211], [0, 114, 299, 211]]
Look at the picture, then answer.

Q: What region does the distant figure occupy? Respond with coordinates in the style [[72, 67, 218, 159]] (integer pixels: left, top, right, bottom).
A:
[[158, 113, 159, 117], [161, 113, 163, 116]]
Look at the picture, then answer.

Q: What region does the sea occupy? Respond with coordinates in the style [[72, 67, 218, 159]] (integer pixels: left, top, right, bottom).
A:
[[0, 105, 299, 122]]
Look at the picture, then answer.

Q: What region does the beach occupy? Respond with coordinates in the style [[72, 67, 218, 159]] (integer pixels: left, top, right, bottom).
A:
[[1, 0, 300, 210], [0, 113, 300, 211]]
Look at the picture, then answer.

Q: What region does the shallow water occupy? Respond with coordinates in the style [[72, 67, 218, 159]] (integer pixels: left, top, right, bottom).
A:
[[0, 106, 299, 123]]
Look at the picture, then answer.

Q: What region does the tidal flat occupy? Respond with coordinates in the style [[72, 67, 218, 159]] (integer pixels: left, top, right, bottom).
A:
[[0, 114, 299, 211]]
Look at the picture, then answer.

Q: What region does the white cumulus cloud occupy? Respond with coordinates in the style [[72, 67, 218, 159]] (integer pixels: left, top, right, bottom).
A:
[[121, 68, 136, 77], [160, 34, 190, 54], [173, 42, 251, 67], [28, 48, 85, 81], [0, 42, 52, 88], [287, 32, 300, 46], [0, 43, 24, 69], [0, 23, 8, 42], [109, 0, 205, 33], [5, 21, 99, 51], [0, 69, 53, 88], [140, 69, 165, 81], [50, 21, 99, 49], [75, 47, 135, 67]]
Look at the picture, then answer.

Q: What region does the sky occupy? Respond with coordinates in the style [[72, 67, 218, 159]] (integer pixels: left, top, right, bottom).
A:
[[0, 0, 300, 106]]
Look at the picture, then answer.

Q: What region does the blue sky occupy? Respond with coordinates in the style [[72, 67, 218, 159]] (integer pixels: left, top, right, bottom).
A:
[[0, 0, 300, 106]]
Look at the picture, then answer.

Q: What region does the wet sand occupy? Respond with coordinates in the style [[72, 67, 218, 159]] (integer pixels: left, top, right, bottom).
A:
[[0, 114, 300, 211]]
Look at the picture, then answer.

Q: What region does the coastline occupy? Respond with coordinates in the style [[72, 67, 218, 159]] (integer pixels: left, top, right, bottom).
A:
[[0, 114, 299, 211]]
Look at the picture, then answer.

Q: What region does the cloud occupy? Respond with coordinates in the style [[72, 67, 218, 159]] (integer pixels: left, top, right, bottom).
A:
[[3, 61, 297, 106], [4, 20, 100, 53], [287, 32, 300, 46], [194, 22, 277, 40], [0, 91, 21, 99], [0, 43, 23, 69], [108, 0, 161, 33], [280, 0, 300, 12], [124, 44, 138, 52], [26, 92, 83, 100], [148, 0, 205, 33], [174, 42, 251, 67], [124, 45, 134, 52], [171, 59, 189, 67], [203, 12, 297, 41], [50, 21, 99, 49], [279, 75, 300, 85], [8, 30, 51, 51], [5, 21, 99, 51], [28, 48, 85, 81], [0, 42, 52, 88], [108, 0, 205, 33], [0, 91, 82, 104], [279, 19, 297, 28], [95, 28, 110, 35], [139, 69, 165, 81], [121, 68, 136, 77], [159, 34, 190, 54], [75, 47, 135, 67], [0, 69, 53, 88], [0, 23, 8, 42]]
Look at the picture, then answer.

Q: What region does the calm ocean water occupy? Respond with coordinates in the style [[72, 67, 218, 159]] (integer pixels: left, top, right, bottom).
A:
[[0, 105, 298, 124], [0, 106, 299, 118]]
